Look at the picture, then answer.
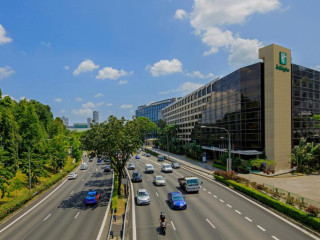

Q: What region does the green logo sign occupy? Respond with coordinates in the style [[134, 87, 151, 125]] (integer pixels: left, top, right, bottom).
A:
[[279, 52, 287, 65]]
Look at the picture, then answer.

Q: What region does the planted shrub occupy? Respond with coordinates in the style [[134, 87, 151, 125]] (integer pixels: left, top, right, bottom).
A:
[[305, 205, 319, 217]]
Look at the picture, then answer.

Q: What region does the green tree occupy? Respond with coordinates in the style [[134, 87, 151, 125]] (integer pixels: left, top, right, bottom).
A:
[[47, 134, 69, 172]]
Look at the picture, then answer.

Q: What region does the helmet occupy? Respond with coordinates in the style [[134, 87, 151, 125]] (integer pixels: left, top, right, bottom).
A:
[[160, 212, 165, 217]]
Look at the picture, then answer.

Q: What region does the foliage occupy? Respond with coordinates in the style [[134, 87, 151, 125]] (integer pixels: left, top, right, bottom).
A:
[[305, 205, 319, 217], [184, 141, 202, 160], [111, 174, 119, 212], [212, 163, 227, 171]]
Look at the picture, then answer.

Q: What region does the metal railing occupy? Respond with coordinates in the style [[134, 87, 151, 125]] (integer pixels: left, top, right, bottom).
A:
[[106, 171, 115, 240], [121, 184, 130, 240]]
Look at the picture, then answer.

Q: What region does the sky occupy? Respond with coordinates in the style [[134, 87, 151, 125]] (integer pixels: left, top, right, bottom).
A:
[[1, 0, 320, 124]]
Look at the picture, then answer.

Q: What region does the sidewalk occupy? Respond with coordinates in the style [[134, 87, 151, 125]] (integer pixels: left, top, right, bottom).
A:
[[146, 147, 320, 203]]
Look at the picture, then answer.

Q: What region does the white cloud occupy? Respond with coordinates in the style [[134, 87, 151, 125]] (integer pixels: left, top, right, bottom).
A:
[[188, 0, 280, 66], [148, 59, 183, 77], [60, 109, 66, 114], [96, 102, 104, 107], [53, 98, 62, 102], [41, 42, 51, 48], [20, 96, 29, 101], [2, 94, 15, 100], [119, 80, 128, 85], [185, 70, 215, 79], [120, 104, 133, 109], [73, 59, 99, 76], [64, 66, 70, 70], [0, 66, 15, 80], [94, 93, 104, 98], [96, 67, 132, 80], [72, 108, 92, 116], [0, 24, 12, 44], [75, 97, 83, 102], [82, 101, 95, 109], [159, 81, 204, 95], [174, 9, 188, 20], [106, 103, 113, 107], [314, 65, 320, 71]]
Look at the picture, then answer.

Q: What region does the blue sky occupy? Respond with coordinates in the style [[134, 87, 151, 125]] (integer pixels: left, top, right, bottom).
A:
[[1, 0, 320, 124]]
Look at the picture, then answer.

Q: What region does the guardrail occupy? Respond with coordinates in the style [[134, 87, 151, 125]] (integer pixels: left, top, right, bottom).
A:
[[106, 209, 115, 240], [121, 181, 130, 240], [106, 172, 115, 240]]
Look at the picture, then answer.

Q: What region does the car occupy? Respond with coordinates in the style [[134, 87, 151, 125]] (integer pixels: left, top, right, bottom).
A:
[[168, 192, 187, 210], [128, 163, 135, 170], [161, 163, 173, 173], [142, 152, 146, 156], [157, 155, 165, 161], [104, 166, 111, 172], [132, 171, 142, 182], [68, 172, 77, 180], [104, 158, 110, 163], [80, 163, 87, 170], [98, 158, 102, 163], [135, 155, 141, 159], [153, 175, 166, 186], [145, 164, 154, 174], [172, 162, 180, 169], [136, 189, 150, 205], [146, 153, 151, 157], [89, 158, 93, 162], [85, 191, 101, 205]]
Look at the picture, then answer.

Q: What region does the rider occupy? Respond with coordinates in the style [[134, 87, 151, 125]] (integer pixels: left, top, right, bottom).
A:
[[159, 212, 167, 227]]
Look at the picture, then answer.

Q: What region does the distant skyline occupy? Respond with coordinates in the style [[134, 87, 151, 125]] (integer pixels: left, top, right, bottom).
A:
[[1, 0, 320, 124]]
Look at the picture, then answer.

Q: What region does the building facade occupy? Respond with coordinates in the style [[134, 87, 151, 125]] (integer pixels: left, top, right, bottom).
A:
[[135, 98, 177, 125], [162, 44, 320, 171], [87, 117, 93, 128], [93, 111, 99, 124]]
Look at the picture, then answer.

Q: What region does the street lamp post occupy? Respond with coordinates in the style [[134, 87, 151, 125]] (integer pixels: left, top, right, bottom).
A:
[[201, 125, 232, 171], [166, 134, 169, 160]]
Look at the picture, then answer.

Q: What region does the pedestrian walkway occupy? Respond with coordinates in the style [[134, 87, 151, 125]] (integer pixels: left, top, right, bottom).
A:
[[146, 147, 320, 203]]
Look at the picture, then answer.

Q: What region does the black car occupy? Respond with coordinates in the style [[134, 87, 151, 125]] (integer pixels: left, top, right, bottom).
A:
[[104, 166, 111, 172], [172, 162, 180, 169], [132, 171, 142, 182]]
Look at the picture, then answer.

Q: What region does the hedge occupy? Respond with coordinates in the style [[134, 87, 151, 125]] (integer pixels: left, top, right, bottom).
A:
[[111, 175, 119, 212], [214, 175, 320, 232], [144, 148, 158, 157], [213, 163, 227, 171]]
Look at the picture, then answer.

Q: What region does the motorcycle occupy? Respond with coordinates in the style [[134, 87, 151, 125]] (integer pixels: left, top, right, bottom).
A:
[[161, 221, 167, 235]]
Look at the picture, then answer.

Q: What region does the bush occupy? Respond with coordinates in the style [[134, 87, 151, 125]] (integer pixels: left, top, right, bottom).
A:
[[213, 163, 227, 171], [111, 175, 119, 212], [305, 205, 319, 217]]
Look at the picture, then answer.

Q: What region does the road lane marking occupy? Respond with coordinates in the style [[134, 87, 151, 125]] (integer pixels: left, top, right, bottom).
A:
[[257, 225, 266, 231], [156, 192, 159, 197], [171, 221, 176, 230], [206, 219, 216, 229], [71, 191, 74, 195], [272, 236, 280, 240], [96, 168, 98, 171], [0, 178, 68, 234], [245, 217, 252, 222], [235, 210, 242, 215], [203, 188, 207, 191], [219, 199, 224, 203], [208, 192, 212, 194], [213, 195, 217, 198], [148, 179, 149, 181], [75, 212, 80, 219], [227, 204, 232, 208], [43, 213, 51, 222]]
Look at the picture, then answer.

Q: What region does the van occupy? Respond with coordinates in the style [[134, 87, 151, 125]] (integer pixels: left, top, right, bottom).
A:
[[161, 163, 172, 173], [157, 155, 165, 161], [145, 164, 154, 173], [80, 163, 87, 170]]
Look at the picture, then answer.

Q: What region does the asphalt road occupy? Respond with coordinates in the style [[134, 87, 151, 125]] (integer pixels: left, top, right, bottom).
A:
[[128, 154, 319, 240], [0, 156, 113, 240]]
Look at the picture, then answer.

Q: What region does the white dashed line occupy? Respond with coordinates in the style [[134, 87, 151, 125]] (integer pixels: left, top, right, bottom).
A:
[[96, 168, 97, 171], [148, 179, 149, 181], [171, 221, 176, 230], [272, 236, 280, 240], [208, 192, 212, 194], [245, 217, 252, 222], [43, 213, 51, 221], [156, 192, 159, 197], [257, 225, 266, 232], [226, 204, 232, 208], [213, 195, 217, 198], [71, 191, 74, 195], [219, 199, 224, 203], [203, 188, 207, 191], [235, 210, 242, 215], [206, 219, 216, 229], [75, 212, 80, 219]]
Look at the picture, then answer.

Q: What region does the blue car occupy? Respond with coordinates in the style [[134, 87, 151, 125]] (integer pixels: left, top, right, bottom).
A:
[[98, 158, 102, 163], [85, 191, 101, 205], [168, 192, 187, 210], [135, 155, 140, 159]]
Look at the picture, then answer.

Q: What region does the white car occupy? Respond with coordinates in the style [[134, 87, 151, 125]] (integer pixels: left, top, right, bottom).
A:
[[161, 163, 173, 173], [136, 189, 150, 205], [80, 163, 87, 170], [128, 163, 135, 170], [68, 172, 77, 180], [145, 164, 154, 174], [153, 175, 166, 186]]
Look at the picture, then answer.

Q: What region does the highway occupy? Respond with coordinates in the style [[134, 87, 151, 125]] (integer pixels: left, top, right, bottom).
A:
[[0, 156, 113, 240], [128, 154, 319, 240]]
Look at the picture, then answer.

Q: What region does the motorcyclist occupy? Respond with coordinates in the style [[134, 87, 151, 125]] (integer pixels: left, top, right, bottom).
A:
[[159, 212, 167, 227]]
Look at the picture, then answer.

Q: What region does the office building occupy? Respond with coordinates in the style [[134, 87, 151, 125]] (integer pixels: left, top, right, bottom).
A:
[[162, 44, 320, 171], [135, 98, 177, 125], [87, 117, 93, 128], [93, 111, 99, 124]]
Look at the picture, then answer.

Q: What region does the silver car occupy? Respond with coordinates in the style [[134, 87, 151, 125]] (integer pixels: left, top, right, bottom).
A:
[[68, 172, 77, 180], [153, 175, 166, 186], [136, 189, 150, 205]]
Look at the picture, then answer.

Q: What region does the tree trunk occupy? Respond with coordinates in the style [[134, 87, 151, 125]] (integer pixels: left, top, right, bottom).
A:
[[117, 170, 122, 196]]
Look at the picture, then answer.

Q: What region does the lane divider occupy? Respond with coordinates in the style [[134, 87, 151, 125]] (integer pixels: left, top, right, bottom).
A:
[[171, 221, 176, 231], [206, 219, 216, 229], [235, 210, 242, 215], [43, 213, 51, 222], [245, 217, 252, 222], [257, 225, 266, 232], [75, 212, 80, 219]]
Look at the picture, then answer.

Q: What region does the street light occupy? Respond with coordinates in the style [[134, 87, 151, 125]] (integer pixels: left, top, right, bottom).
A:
[[201, 125, 232, 171], [166, 134, 169, 161]]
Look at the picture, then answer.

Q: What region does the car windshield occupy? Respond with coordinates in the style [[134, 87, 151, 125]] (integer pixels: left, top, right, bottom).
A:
[[172, 195, 184, 201], [88, 193, 95, 197], [174, 163, 179, 166], [186, 179, 199, 185], [156, 176, 164, 180], [133, 172, 139, 176], [147, 166, 153, 169], [138, 192, 148, 197]]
